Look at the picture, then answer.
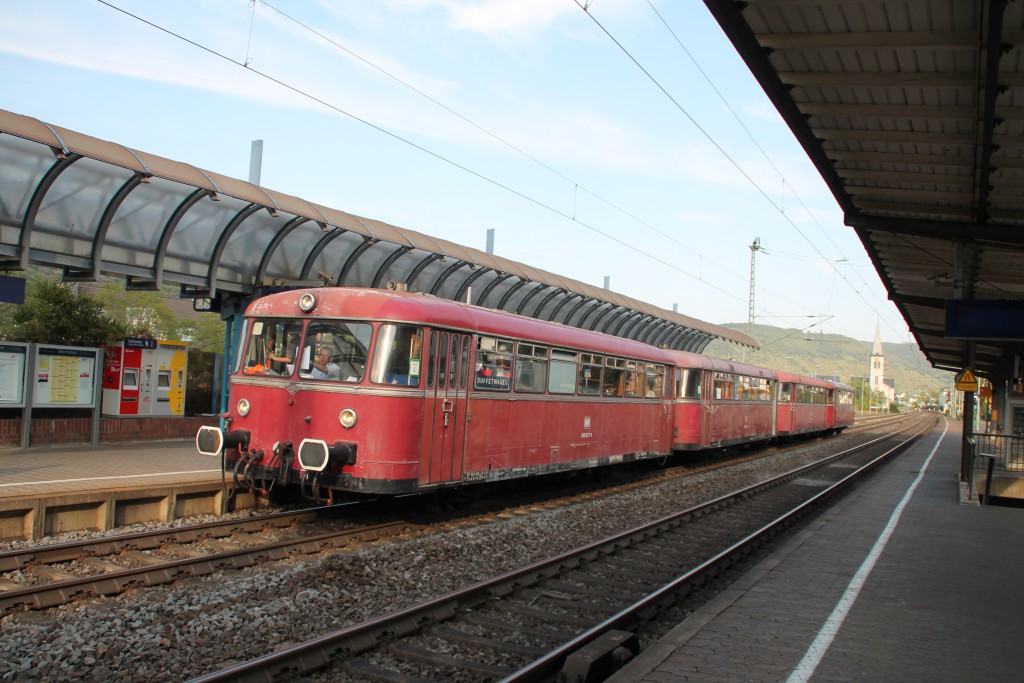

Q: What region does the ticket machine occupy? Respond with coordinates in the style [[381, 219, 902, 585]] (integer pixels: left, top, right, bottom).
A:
[[102, 338, 188, 416]]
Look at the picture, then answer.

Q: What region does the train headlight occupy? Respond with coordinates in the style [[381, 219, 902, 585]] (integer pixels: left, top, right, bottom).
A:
[[298, 292, 317, 312], [339, 408, 357, 429], [237, 398, 251, 417]]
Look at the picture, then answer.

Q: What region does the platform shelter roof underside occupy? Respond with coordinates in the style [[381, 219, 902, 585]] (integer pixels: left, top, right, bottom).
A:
[[0, 107, 756, 354], [707, 0, 1024, 379]]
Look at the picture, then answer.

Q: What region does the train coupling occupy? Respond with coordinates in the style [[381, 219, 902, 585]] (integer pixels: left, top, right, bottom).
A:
[[297, 438, 357, 471]]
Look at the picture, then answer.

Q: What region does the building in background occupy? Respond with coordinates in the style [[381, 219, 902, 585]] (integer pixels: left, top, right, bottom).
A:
[[869, 324, 896, 410]]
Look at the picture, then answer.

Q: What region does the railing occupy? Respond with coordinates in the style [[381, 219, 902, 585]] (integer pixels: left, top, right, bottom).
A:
[[975, 434, 1024, 473], [968, 434, 1024, 505]]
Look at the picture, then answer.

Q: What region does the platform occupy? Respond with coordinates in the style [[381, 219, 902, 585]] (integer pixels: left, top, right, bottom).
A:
[[609, 417, 1024, 682], [0, 440, 222, 498], [0, 440, 230, 541]]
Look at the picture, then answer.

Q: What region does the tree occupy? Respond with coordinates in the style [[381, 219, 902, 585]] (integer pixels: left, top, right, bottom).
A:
[[93, 284, 191, 340], [1, 276, 127, 346]]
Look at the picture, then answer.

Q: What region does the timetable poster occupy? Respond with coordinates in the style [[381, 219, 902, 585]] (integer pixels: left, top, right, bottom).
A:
[[34, 346, 98, 407], [0, 343, 28, 406]]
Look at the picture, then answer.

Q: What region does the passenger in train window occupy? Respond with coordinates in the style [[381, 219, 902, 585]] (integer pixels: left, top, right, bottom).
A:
[[311, 348, 340, 380]]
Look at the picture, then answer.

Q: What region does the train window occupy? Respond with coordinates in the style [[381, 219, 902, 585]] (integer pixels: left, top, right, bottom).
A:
[[624, 362, 641, 397], [438, 333, 450, 389], [578, 353, 602, 395], [242, 320, 303, 377], [515, 343, 548, 393], [603, 357, 625, 397], [714, 372, 735, 400], [475, 337, 511, 391], [459, 336, 470, 390], [232, 319, 250, 374], [738, 376, 771, 401], [548, 349, 576, 395], [645, 365, 664, 398], [370, 325, 423, 387], [426, 333, 436, 388], [778, 382, 792, 402], [678, 369, 701, 399], [299, 321, 372, 383]]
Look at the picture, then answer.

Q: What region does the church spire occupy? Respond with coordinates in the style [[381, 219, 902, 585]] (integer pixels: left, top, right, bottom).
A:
[[871, 324, 884, 357]]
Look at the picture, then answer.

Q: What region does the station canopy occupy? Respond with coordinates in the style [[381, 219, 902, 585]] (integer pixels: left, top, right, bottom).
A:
[[0, 108, 756, 353], [707, 0, 1024, 380]]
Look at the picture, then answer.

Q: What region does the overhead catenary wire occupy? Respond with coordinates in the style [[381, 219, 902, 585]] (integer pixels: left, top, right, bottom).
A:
[[574, 0, 909, 339], [254, 0, 771, 302], [253, 1, 834, 331], [95, 0, 754, 309]]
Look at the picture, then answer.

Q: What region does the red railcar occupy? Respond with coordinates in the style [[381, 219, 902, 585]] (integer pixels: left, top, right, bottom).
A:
[[828, 382, 856, 432], [668, 351, 777, 450], [774, 371, 835, 436], [197, 288, 676, 496], [196, 287, 852, 500]]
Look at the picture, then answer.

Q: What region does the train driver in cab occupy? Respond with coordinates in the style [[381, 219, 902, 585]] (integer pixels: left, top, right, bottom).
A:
[[311, 348, 340, 380]]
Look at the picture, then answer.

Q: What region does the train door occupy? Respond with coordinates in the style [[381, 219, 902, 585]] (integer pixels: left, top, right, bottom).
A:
[[703, 370, 716, 446], [826, 388, 836, 428], [423, 330, 470, 485]]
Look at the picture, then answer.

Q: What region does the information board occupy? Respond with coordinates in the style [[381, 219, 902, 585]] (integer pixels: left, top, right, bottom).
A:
[[0, 342, 28, 406], [33, 345, 99, 407]]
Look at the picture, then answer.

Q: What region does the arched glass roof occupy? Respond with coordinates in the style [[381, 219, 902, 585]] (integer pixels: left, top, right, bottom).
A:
[[0, 107, 757, 353]]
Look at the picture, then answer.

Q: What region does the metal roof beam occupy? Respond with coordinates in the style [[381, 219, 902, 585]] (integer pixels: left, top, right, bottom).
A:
[[371, 246, 413, 289], [405, 253, 443, 291], [204, 203, 262, 299], [148, 188, 211, 291], [975, 0, 1009, 226], [515, 283, 549, 315], [757, 30, 977, 50], [254, 216, 310, 287], [889, 293, 947, 309], [336, 238, 376, 287], [299, 228, 345, 283], [3, 153, 82, 272], [532, 288, 565, 320], [476, 274, 514, 308], [430, 260, 471, 295], [64, 173, 145, 283], [850, 215, 1024, 247], [454, 267, 490, 304], [496, 279, 528, 310]]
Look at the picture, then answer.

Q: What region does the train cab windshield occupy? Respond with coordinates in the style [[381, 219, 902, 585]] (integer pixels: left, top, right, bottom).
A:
[[241, 319, 373, 382], [242, 320, 303, 377], [300, 321, 373, 382]]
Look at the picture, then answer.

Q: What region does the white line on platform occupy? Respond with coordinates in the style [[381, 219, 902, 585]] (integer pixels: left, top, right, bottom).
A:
[[786, 419, 948, 683], [0, 470, 221, 488]]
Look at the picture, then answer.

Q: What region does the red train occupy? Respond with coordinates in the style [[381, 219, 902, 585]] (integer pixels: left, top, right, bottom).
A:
[[196, 288, 854, 500]]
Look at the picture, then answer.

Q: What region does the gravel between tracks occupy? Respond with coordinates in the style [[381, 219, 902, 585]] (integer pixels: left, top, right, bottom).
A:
[[0, 436, 862, 682]]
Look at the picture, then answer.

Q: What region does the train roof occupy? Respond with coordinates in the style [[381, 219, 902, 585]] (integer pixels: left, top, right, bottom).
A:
[[248, 287, 677, 363], [663, 349, 776, 379]]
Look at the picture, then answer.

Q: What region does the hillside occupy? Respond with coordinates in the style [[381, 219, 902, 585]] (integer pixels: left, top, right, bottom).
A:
[[703, 323, 953, 396]]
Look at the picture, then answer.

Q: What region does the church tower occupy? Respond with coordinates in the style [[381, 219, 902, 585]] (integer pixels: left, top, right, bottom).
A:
[[869, 324, 894, 407], [870, 324, 885, 393]]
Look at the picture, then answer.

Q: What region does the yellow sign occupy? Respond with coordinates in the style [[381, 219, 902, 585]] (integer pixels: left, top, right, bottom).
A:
[[955, 367, 978, 392]]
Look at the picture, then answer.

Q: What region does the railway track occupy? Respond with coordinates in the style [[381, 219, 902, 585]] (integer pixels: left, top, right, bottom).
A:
[[0, 414, 912, 617], [186, 414, 935, 683]]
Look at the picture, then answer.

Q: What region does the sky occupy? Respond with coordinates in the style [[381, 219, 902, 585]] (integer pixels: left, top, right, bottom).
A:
[[0, 0, 914, 344]]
